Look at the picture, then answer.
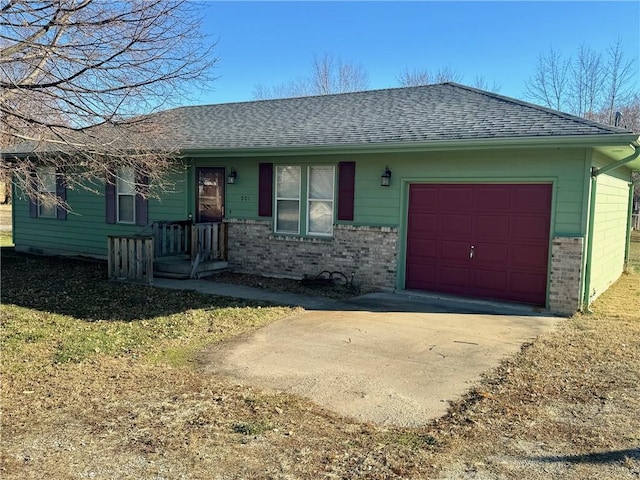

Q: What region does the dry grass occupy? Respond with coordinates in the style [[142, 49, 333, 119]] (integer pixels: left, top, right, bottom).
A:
[[1, 237, 639, 479], [434, 233, 640, 479]]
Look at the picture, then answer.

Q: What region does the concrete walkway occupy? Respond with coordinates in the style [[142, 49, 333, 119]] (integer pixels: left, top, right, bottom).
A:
[[153, 277, 341, 310], [155, 277, 562, 427]]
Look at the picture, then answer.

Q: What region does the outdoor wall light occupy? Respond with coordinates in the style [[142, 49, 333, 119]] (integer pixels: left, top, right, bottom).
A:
[[380, 166, 392, 187], [227, 167, 237, 185]]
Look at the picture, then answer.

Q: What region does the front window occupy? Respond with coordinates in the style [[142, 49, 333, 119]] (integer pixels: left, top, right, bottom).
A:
[[275, 166, 301, 233], [37, 166, 57, 218], [274, 165, 335, 236], [307, 166, 334, 236], [117, 167, 135, 224]]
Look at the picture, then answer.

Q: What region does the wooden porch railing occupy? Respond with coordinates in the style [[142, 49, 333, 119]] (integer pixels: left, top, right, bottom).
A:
[[153, 221, 227, 261], [153, 220, 191, 257], [107, 235, 154, 284], [191, 222, 227, 262], [107, 221, 227, 283]]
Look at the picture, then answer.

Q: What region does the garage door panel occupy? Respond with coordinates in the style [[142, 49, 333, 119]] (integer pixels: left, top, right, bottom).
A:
[[406, 264, 436, 289], [511, 215, 550, 239], [473, 241, 509, 266], [511, 244, 549, 268], [474, 215, 510, 238], [406, 183, 551, 306], [408, 213, 437, 235], [409, 187, 438, 211], [439, 266, 470, 288], [406, 238, 437, 260], [441, 186, 473, 210], [440, 240, 471, 261], [473, 269, 508, 291], [509, 272, 547, 304], [474, 187, 511, 211], [512, 185, 552, 212], [439, 214, 472, 236]]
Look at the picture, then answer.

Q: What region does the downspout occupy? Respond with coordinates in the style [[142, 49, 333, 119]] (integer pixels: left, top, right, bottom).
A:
[[582, 172, 598, 312], [624, 182, 634, 266], [582, 144, 640, 311]]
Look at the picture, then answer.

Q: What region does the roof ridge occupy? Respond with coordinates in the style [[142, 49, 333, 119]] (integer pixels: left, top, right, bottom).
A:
[[168, 83, 452, 111], [443, 82, 631, 134]]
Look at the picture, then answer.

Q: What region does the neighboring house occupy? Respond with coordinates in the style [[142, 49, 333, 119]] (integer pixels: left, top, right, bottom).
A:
[[6, 83, 640, 315]]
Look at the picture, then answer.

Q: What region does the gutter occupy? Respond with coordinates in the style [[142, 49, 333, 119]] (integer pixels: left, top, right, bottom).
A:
[[5, 133, 638, 160], [582, 143, 639, 311], [181, 133, 640, 158]]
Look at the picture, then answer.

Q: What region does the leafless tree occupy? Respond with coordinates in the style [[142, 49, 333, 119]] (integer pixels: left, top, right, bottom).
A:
[[471, 75, 501, 93], [525, 40, 638, 127], [568, 44, 603, 119], [525, 47, 571, 111], [252, 53, 369, 100], [396, 66, 463, 87], [602, 38, 637, 125], [1, 0, 218, 205]]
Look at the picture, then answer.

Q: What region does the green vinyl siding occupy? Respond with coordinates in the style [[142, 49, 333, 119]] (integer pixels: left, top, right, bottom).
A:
[[587, 152, 632, 302], [13, 147, 591, 261], [216, 147, 589, 237], [13, 170, 188, 257]]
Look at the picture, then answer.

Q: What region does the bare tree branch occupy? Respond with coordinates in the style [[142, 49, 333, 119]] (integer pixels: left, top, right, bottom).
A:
[[252, 53, 369, 100], [396, 66, 463, 87], [525, 47, 570, 111], [602, 37, 636, 125], [525, 40, 638, 131], [0, 0, 218, 206], [568, 44, 603, 118], [471, 75, 501, 93]]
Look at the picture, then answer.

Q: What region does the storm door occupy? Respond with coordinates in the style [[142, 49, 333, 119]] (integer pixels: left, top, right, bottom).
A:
[[196, 168, 225, 223]]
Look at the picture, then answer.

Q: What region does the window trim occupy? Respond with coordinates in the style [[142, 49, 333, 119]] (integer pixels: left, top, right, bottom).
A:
[[273, 164, 336, 237], [274, 165, 301, 234], [116, 167, 136, 225], [30, 166, 66, 220], [306, 165, 335, 237], [37, 166, 57, 218]]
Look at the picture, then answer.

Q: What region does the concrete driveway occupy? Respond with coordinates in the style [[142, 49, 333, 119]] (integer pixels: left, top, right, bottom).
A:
[[201, 292, 560, 427]]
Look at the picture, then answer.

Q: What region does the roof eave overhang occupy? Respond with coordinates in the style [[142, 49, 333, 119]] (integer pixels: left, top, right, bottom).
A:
[[182, 133, 640, 161]]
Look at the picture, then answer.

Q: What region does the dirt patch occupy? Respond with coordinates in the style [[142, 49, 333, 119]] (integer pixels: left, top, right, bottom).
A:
[[209, 270, 377, 300]]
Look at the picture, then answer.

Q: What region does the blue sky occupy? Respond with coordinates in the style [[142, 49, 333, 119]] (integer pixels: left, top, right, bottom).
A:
[[190, 1, 640, 106]]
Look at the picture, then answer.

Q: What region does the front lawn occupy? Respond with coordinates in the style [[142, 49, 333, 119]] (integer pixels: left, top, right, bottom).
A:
[[1, 242, 639, 479]]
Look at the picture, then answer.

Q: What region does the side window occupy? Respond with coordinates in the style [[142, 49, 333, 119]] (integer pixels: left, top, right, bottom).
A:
[[30, 166, 66, 220], [275, 166, 301, 234], [116, 167, 136, 224], [37, 166, 57, 218], [307, 166, 334, 236], [106, 168, 147, 226]]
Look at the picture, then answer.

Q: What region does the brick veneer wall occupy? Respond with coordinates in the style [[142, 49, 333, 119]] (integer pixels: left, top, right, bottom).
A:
[[226, 219, 398, 290], [548, 236, 584, 315]]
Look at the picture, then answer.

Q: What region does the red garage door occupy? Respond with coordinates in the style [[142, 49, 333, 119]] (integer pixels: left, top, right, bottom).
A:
[[406, 184, 552, 305]]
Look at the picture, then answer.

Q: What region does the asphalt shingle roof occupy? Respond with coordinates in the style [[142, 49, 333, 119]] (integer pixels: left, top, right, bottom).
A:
[[156, 82, 632, 151], [3, 83, 633, 157]]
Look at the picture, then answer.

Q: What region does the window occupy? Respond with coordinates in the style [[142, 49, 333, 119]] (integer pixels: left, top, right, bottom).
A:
[[116, 167, 136, 224], [307, 166, 334, 235], [37, 166, 57, 218], [275, 166, 300, 233], [105, 168, 147, 226], [274, 165, 335, 236], [29, 166, 66, 220]]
